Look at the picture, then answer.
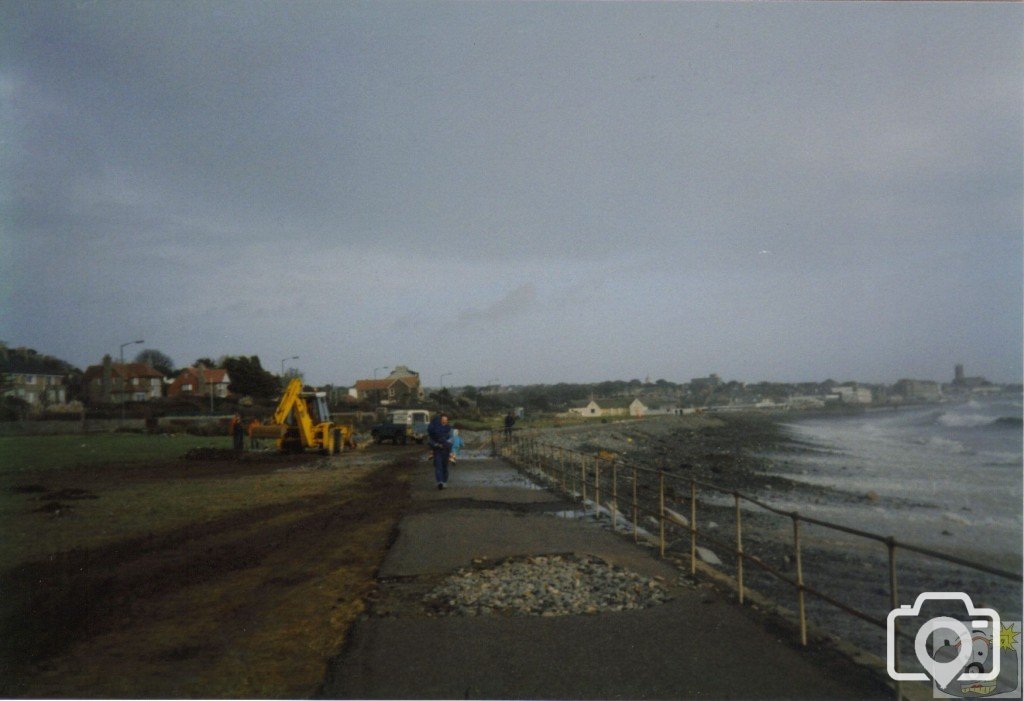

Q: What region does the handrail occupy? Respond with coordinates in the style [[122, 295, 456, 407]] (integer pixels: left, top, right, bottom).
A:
[[499, 432, 1021, 582], [494, 428, 1022, 700]]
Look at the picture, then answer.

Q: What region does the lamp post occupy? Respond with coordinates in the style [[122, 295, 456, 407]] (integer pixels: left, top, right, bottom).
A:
[[119, 339, 144, 425], [280, 355, 299, 381]]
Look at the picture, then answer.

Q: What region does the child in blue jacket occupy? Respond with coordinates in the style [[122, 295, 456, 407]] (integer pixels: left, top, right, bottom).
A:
[[450, 429, 465, 462]]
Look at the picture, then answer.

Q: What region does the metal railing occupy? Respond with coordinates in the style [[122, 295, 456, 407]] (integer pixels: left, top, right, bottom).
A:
[[494, 430, 1021, 700]]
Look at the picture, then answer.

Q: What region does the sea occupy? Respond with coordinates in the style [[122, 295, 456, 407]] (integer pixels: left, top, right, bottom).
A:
[[769, 396, 1023, 568], [748, 396, 1023, 675]]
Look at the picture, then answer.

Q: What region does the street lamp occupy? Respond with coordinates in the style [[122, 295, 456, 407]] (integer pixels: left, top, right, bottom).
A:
[[280, 355, 299, 378], [119, 339, 144, 424], [374, 366, 389, 379]]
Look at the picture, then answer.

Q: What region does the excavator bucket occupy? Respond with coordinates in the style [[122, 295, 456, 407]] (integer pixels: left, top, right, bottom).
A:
[[250, 424, 287, 440]]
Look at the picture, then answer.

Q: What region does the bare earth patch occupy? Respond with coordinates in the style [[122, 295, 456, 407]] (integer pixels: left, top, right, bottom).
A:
[[0, 448, 416, 698]]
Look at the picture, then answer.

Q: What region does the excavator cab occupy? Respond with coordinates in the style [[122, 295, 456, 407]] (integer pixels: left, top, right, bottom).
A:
[[303, 392, 331, 425]]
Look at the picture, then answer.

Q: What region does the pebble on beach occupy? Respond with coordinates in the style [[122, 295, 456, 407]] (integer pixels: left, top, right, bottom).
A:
[[423, 554, 672, 617]]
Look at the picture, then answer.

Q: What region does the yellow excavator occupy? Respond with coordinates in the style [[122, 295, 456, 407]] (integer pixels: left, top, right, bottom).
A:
[[251, 378, 353, 454]]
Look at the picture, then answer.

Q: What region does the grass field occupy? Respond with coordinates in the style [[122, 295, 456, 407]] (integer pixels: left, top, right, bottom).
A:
[[0, 433, 242, 566], [0, 432, 228, 474]]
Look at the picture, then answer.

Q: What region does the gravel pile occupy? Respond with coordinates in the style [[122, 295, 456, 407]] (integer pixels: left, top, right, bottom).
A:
[[423, 554, 672, 617]]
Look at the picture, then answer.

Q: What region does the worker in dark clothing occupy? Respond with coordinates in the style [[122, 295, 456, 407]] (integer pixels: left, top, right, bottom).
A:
[[427, 412, 453, 489], [231, 414, 245, 451], [504, 411, 516, 440]]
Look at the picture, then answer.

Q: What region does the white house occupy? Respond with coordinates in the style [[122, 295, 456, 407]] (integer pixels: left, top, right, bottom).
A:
[[568, 398, 648, 418]]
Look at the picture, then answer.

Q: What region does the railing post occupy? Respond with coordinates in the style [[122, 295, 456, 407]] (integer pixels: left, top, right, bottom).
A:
[[559, 447, 566, 491], [580, 452, 587, 512], [888, 537, 902, 701], [793, 513, 807, 646], [658, 465, 666, 558], [689, 479, 697, 576], [631, 463, 639, 542], [735, 492, 744, 604], [571, 451, 578, 504], [594, 456, 601, 517], [611, 459, 619, 532]]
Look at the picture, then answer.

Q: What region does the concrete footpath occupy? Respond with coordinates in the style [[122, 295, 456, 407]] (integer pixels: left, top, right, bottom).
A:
[[318, 456, 891, 700]]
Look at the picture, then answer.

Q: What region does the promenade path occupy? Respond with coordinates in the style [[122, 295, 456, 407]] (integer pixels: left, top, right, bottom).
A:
[[319, 455, 891, 700]]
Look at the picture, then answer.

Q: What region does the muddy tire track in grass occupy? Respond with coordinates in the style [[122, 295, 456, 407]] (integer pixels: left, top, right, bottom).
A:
[[1, 456, 415, 698]]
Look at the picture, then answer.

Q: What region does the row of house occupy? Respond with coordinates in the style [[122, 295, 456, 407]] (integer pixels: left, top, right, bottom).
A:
[[559, 374, 992, 418], [565, 397, 678, 419], [2, 347, 425, 411], [564, 386, 878, 419], [81, 355, 232, 404]]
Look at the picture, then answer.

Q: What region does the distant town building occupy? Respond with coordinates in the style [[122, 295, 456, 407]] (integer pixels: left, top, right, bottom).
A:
[[893, 379, 942, 402], [952, 363, 989, 390], [349, 365, 424, 406], [0, 350, 69, 407], [834, 386, 873, 404], [84, 355, 164, 403], [690, 374, 722, 391], [167, 367, 232, 399], [567, 397, 648, 418]]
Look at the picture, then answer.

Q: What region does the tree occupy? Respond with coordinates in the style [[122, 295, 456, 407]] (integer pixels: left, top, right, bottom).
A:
[[194, 357, 217, 369], [0, 396, 30, 421], [221, 356, 279, 399], [135, 349, 175, 376]]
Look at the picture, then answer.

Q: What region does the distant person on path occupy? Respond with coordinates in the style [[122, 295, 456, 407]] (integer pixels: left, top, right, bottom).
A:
[[230, 414, 245, 451], [450, 428, 464, 462], [427, 412, 453, 489], [504, 411, 516, 440]]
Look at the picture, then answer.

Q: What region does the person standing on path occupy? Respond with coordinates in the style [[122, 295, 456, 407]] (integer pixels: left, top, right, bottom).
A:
[[503, 411, 516, 440], [427, 412, 453, 489]]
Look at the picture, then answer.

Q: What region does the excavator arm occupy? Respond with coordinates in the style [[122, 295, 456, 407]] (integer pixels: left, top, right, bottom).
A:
[[251, 377, 342, 453], [251, 378, 310, 446]]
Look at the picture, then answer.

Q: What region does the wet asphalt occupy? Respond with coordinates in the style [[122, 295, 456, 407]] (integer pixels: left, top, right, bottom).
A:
[[318, 456, 893, 700]]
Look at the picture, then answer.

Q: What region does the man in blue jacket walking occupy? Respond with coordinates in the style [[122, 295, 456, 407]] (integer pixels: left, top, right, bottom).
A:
[[427, 412, 453, 489]]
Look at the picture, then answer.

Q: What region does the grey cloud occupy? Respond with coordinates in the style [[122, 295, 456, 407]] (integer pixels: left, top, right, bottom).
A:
[[457, 284, 539, 325], [2, 2, 1020, 385]]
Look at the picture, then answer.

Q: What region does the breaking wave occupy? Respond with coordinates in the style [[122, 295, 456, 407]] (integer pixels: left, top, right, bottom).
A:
[[935, 412, 1022, 430]]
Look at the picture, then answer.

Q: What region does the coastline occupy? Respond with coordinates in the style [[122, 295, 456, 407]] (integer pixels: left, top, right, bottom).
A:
[[528, 412, 1022, 663]]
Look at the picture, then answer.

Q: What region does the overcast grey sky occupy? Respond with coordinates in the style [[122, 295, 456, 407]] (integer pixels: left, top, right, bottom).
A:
[[3, 1, 1021, 387]]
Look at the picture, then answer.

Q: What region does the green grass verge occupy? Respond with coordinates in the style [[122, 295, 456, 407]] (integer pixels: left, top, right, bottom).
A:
[[0, 433, 228, 474]]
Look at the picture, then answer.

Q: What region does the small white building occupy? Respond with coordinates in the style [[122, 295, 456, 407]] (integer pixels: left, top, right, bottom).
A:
[[568, 398, 648, 418], [834, 386, 872, 404]]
